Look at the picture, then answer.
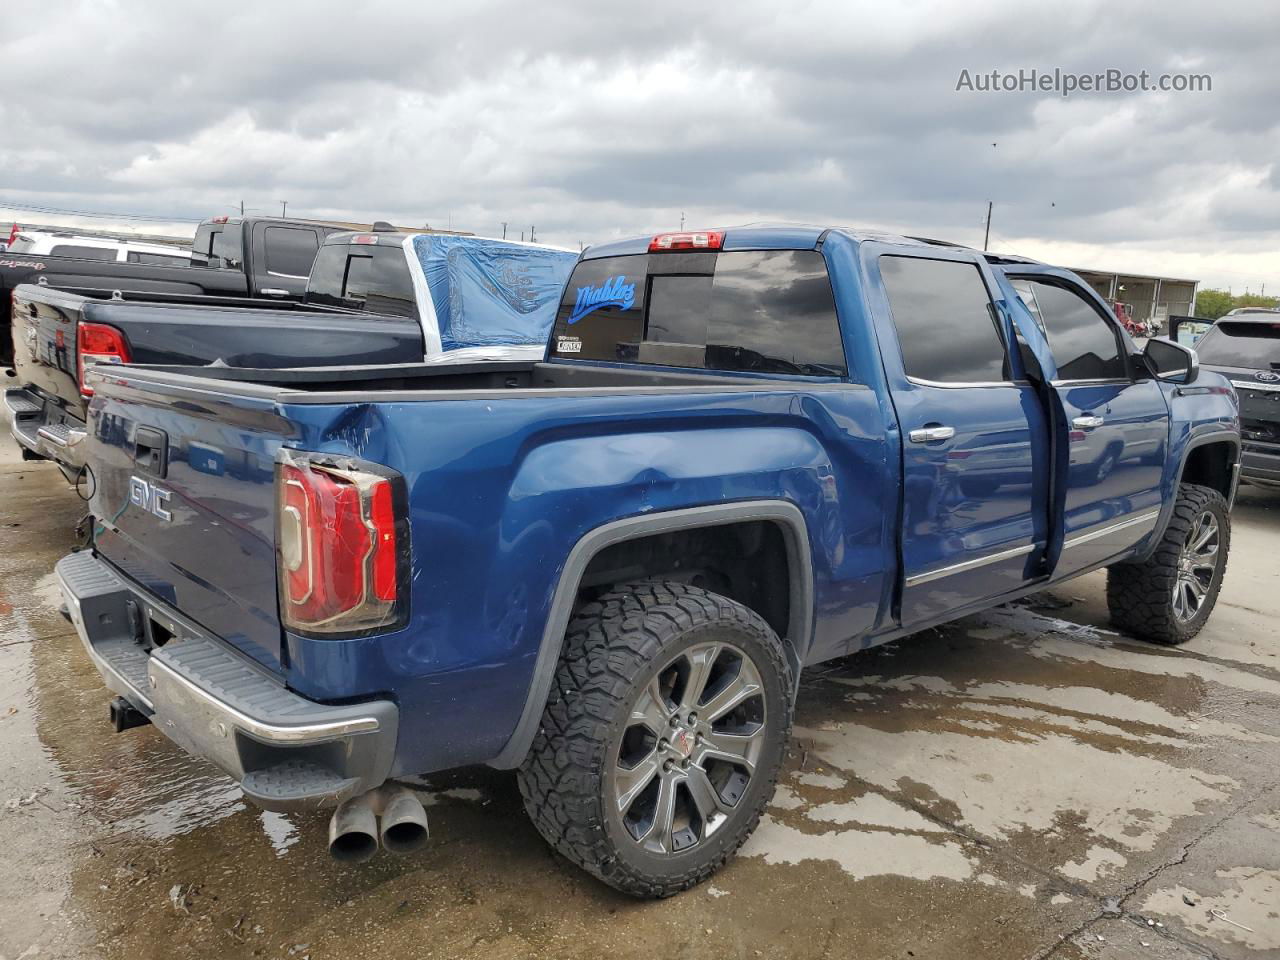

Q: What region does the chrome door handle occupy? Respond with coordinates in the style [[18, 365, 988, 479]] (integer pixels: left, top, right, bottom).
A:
[[908, 426, 956, 443], [260, 287, 290, 297], [1072, 415, 1105, 430]]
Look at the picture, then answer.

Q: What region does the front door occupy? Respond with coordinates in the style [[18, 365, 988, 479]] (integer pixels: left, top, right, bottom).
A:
[[872, 251, 1052, 626], [1009, 276, 1168, 575]]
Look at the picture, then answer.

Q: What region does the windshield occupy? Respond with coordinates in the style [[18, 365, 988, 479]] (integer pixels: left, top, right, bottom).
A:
[[1194, 321, 1280, 369]]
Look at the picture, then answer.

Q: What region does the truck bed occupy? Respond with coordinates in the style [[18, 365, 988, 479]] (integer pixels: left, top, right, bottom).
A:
[[82, 358, 894, 774]]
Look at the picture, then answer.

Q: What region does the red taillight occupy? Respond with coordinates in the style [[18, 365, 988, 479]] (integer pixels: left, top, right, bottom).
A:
[[77, 322, 131, 397], [276, 455, 403, 636], [649, 230, 724, 252], [351, 234, 378, 245], [211, 215, 229, 224]]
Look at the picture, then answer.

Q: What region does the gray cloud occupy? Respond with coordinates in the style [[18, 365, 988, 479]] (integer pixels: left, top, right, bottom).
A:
[[2, 0, 1278, 288]]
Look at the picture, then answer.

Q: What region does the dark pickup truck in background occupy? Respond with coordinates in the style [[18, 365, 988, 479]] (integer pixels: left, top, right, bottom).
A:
[[5, 229, 577, 479], [1, 215, 359, 367]]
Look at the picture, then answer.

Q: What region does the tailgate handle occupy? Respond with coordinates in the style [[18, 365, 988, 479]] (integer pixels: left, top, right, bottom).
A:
[[133, 426, 169, 478]]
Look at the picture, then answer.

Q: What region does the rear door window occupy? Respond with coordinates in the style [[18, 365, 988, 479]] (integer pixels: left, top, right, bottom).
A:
[[880, 255, 1010, 383], [1015, 279, 1127, 381], [49, 244, 117, 261], [551, 249, 846, 376], [264, 227, 320, 278]]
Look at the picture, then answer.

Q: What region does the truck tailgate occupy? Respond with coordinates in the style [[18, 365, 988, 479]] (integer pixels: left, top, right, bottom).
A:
[[11, 286, 86, 420], [86, 370, 291, 671]]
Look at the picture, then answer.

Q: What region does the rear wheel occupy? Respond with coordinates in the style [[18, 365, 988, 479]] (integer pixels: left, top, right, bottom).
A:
[[1106, 483, 1231, 644], [517, 581, 793, 898]]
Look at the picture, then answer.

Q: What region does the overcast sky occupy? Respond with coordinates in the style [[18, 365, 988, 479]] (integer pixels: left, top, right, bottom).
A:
[[2, 0, 1278, 290]]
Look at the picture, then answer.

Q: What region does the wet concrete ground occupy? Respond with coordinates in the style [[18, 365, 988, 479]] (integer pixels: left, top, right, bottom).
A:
[[1, 440, 1277, 960]]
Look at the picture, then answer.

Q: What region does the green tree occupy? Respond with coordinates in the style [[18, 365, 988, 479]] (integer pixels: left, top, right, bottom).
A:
[[1233, 292, 1279, 310], [1194, 289, 1278, 319], [1196, 289, 1233, 319]]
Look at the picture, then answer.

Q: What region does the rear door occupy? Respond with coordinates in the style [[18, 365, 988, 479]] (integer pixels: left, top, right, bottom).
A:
[[250, 222, 323, 298], [1009, 275, 1167, 575], [868, 248, 1051, 625]]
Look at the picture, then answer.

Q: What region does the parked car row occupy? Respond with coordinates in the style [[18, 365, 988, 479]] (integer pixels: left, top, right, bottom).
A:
[[4, 223, 577, 479], [8, 222, 1242, 898]]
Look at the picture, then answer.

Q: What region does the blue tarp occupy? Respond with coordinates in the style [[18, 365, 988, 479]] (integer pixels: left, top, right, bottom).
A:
[[411, 235, 578, 351]]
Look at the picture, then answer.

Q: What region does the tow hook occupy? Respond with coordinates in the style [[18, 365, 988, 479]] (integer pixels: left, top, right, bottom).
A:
[[109, 696, 151, 732]]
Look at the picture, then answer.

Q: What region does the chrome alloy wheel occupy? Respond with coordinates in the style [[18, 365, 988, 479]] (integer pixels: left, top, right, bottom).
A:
[[1172, 510, 1220, 622], [612, 641, 767, 855]]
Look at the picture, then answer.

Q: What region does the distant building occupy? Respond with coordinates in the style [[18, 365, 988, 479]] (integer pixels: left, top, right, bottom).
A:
[[1071, 267, 1198, 324]]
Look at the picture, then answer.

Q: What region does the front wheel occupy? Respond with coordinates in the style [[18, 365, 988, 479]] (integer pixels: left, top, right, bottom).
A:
[[1106, 483, 1231, 644], [518, 581, 794, 898]]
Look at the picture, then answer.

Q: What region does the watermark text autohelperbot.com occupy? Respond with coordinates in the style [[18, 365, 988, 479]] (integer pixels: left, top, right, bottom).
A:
[[956, 68, 1211, 97]]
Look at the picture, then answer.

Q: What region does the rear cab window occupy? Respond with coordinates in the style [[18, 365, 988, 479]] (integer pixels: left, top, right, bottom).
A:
[[126, 251, 188, 266], [307, 242, 419, 320], [211, 224, 244, 268], [550, 249, 847, 377]]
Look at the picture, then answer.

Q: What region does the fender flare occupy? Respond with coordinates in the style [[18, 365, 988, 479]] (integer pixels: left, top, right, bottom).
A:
[[487, 500, 815, 769], [1134, 429, 1240, 563]]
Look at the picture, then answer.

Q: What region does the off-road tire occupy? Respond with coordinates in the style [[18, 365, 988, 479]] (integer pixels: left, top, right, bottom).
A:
[[517, 581, 794, 898], [1106, 483, 1231, 645]]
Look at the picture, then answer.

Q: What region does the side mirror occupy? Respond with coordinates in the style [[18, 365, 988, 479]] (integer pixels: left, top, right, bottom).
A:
[[1167, 315, 1214, 347], [1143, 338, 1199, 384]]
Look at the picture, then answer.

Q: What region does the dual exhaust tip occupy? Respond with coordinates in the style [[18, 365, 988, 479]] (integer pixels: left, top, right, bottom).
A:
[[328, 784, 430, 863]]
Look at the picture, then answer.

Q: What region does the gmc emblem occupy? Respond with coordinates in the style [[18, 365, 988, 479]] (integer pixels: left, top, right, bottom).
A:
[[129, 475, 172, 522]]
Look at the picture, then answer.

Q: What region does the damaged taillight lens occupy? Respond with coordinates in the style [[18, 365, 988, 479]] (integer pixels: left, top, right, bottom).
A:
[[276, 451, 406, 636], [78, 321, 131, 397]]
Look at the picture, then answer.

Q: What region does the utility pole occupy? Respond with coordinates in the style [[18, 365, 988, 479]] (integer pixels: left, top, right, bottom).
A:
[[530, 225, 536, 243], [983, 201, 992, 252], [501, 222, 507, 240], [280, 201, 288, 218], [520, 231, 525, 242], [239, 200, 244, 216], [680, 211, 685, 230]]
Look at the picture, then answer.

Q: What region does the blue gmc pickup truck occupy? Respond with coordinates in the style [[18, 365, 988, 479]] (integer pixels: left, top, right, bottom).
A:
[[55, 225, 1240, 897]]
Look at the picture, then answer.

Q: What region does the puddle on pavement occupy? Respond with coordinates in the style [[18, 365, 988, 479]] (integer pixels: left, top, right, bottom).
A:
[[741, 601, 1280, 905], [16, 596, 1276, 960]]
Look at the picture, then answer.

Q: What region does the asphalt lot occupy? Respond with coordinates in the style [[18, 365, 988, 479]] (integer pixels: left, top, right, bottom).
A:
[[1, 437, 1277, 960]]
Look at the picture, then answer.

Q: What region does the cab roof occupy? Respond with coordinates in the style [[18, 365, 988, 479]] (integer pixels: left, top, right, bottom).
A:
[[580, 223, 1041, 263]]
